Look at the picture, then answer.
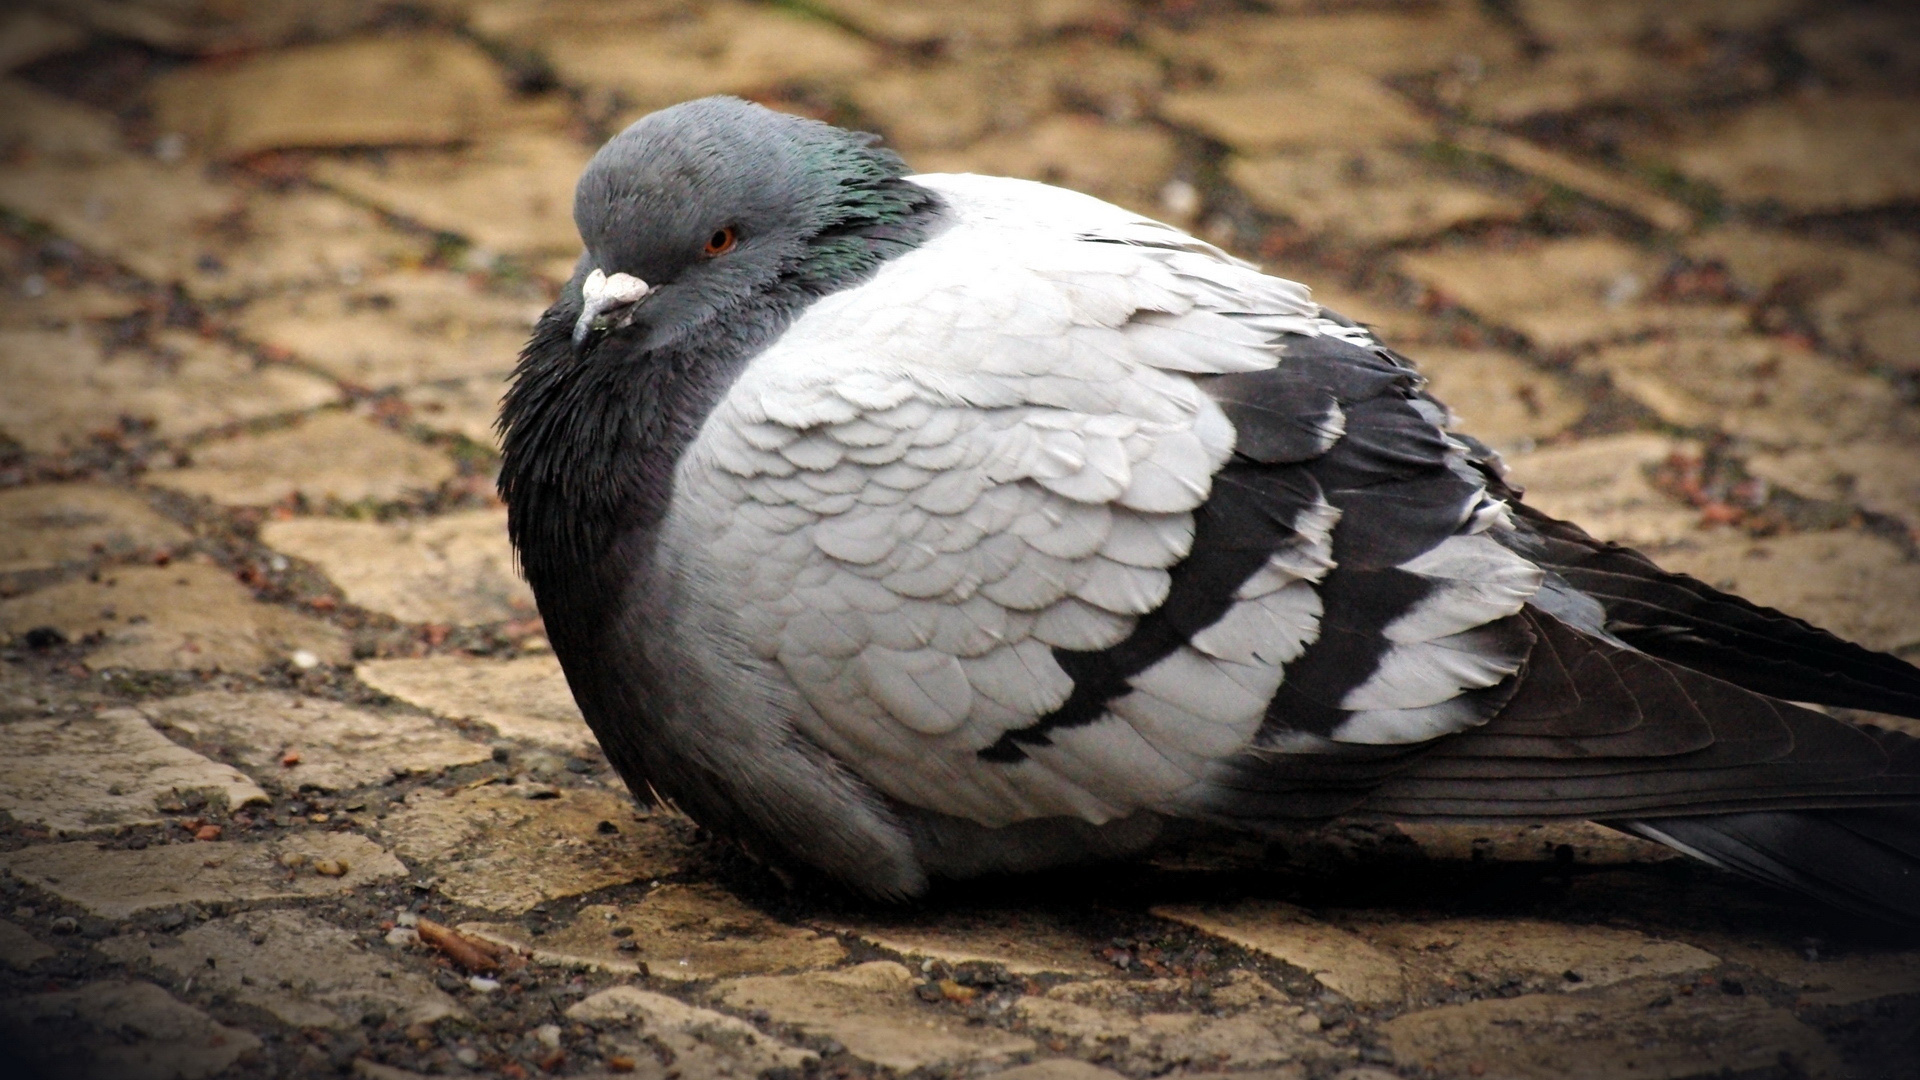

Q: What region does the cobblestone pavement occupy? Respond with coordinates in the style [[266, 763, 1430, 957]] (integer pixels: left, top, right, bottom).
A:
[[2, 1, 1919, 1077]]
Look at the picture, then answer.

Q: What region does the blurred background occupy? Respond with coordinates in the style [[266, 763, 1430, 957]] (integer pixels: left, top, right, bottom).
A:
[[2, 3, 1920, 1078]]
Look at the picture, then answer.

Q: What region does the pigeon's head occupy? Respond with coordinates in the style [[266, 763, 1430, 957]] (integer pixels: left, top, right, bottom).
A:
[[567, 96, 935, 357]]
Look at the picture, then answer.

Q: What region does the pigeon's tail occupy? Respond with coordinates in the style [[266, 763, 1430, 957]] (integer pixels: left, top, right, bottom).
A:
[[1624, 806, 1920, 927]]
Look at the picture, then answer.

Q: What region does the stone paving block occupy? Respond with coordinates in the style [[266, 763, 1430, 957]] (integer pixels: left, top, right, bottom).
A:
[[355, 654, 596, 755], [0, 562, 351, 672], [462, 883, 843, 979], [0, 277, 146, 329], [716, 960, 1036, 1072], [1304, 283, 1436, 344], [152, 412, 457, 507], [987, 1062, 1129, 1080], [0, 77, 124, 164], [912, 117, 1176, 216], [1459, 48, 1769, 124], [1654, 529, 1920, 654], [0, 708, 268, 834], [1152, 900, 1406, 1004], [151, 32, 510, 159], [1792, 8, 1920, 91], [1159, 70, 1433, 154], [1510, 0, 1806, 49], [1576, 335, 1905, 448], [0, 832, 405, 919], [1383, 977, 1842, 1080], [0, 483, 189, 573], [565, 984, 817, 1076], [59, 0, 384, 54], [1403, 346, 1584, 448], [1397, 236, 1747, 352], [1363, 918, 1718, 993], [384, 783, 684, 913], [0, 979, 263, 1080], [850, 59, 1049, 152], [1026, 40, 1164, 124], [1142, 8, 1520, 85], [1013, 980, 1319, 1071], [261, 509, 534, 626], [820, 908, 1108, 976], [1502, 434, 1702, 548], [233, 271, 541, 387], [0, 9, 86, 72], [312, 132, 592, 258], [1655, 97, 1920, 213], [0, 328, 341, 453], [1704, 939, 1920, 1007], [809, 0, 1125, 47], [1228, 149, 1528, 246], [1394, 821, 1679, 866], [0, 161, 427, 300], [0, 918, 55, 968], [141, 690, 492, 792], [398, 376, 505, 448], [541, 2, 877, 113], [98, 909, 464, 1029], [1745, 441, 1920, 528]]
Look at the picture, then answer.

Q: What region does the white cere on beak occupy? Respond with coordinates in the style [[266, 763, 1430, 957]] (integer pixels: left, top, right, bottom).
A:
[[574, 268, 654, 351]]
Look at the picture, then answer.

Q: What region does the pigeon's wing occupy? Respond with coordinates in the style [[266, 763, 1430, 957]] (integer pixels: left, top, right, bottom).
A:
[[672, 174, 1531, 827]]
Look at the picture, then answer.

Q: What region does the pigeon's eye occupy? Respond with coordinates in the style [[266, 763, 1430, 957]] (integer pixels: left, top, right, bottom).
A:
[[703, 226, 738, 257]]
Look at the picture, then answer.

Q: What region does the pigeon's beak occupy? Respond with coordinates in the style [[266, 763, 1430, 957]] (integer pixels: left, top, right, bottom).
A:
[[572, 268, 653, 356]]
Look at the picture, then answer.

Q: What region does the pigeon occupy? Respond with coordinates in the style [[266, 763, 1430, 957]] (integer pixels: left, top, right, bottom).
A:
[[499, 97, 1920, 922]]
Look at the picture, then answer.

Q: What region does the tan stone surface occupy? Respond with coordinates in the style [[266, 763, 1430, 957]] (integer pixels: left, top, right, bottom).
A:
[[313, 132, 592, 257], [1460, 48, 1769, 123], [0, 832, 405, 919], [716, 961, 1036, 1072], [0, 278, 145, 329], [233, 271, 540, 387], [1707, 940, 1920, 1007], [1013, 979, 1318, 1070], [0, 919, 55, 969], [1230, 149, 1527, 246], [0, 328, 341, 453], [1578, 335, 1905, 449], [1397, 237, 1747, 351], [1394, 821, 1679, 866], [141, 690, 492, 792], [0, 979, 263, 1080], [463, 883, 843, 979], [810, 0, 1124, 47], [1792, 8, 1920, 90], [1407, 346, 1585, 448], [1384, 978, 1842, 1080], [1654, 529, 1920, 654], [1303, 282, 1435, 344], [1143, 7, 1521, 85], [542, 2, 877, 112], [565, 985, 817, 1076], [399, 376, 506, 447], [0, 562, 351, 672], [1746, 441, 1920, 527], [1160, 70, 1433, 153], [0, 161, 427, 300], [1658, 96, 1920, 213], [0, 9, 87, 72], [1365, 919, 1718, 992], [822, 908, 1107, 976], [384, 784, 684, 913], [152, 412, 457, 507], [0, 707, 268, 834], [0, 77, 124, 164], [355, 654, 595, 754], [58, 0, 383, 54], [1502, 434, 1703, 548], [0, 484, 189, 573], [912, 117, 1176, 215], [262, 509, 533, 625], [1510, 0, 1807, 49], [99, 909, 463, 1029], [151, 33, 509, 159], [1153, 900, 1406, 1004], [988, 1062, 1129, 1080], [851, 59, 1047, 152]]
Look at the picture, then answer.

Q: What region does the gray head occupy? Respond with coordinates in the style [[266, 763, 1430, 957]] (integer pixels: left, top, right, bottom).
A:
[[567, 96, 935, 357]]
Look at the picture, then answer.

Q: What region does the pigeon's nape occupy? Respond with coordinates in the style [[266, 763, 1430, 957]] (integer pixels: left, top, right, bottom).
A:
[[500, 95, 1920, 926]]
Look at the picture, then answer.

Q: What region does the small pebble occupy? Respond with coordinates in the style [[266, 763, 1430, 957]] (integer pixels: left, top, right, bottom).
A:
[[193, 824, 222, 841], [312, 859, 348, 877], [396, 912, 419, 927], [50, 916, 78, 934], [289, 649, 320, 670], [279, 852, 308, 869], [535, 1023, 563, 1049], [385, 927, 420, 948], [454, 1048, 480, 1066], [468, 976, 501, 993]]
